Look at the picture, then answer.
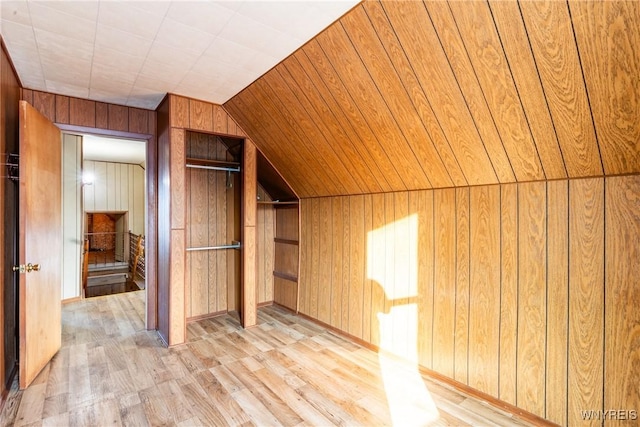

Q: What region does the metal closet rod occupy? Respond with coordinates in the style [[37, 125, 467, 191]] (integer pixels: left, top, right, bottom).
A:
[[186, 241, 241, 252], [186, 163, 240, 173]]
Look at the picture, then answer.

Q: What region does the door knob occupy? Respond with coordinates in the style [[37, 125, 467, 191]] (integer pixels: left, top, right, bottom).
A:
[[26, 263, 40, 272], [12, 263, 40, 274]]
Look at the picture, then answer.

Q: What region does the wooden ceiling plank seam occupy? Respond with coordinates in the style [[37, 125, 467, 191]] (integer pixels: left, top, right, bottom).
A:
[[343, 5, 453, 189], [488, 0, 568, 180], [446, 1, 545, 182], [317, 23, 431, 190], [567, 1, 640, 175], [273, 64, 368, 195], [519, 1, 603, 178], [363, 0, 469, 188], [290, 51, 391, 194], [566, 3, 607, 177], [223, 99, 309, 198], [424, 0, 515, 183], [298, 43, 401, 192], [380, 0, 498, 186], [315, 23, 431, 191], [226, 93, 316, 198], [259, 70, 350, 196], [254, 75, 342, 197], [281, 58, 383, 194]]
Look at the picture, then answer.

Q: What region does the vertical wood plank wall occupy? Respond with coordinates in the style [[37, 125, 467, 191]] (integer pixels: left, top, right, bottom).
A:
[[83, 160, 146, 235], [256, 186, 275, 306], [158, 95, 266, 344], [298, 175, 640, 426]]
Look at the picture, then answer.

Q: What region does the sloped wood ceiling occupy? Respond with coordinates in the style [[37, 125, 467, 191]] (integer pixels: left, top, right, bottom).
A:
[[225, 1, 640, 198]]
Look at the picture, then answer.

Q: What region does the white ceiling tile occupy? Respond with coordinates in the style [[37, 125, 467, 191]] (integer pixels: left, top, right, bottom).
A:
[[88, 88, 131, 106], [165, 1, 235, 36], [1, 20, 38, 52], [45, 79, 89, 99], [34, 28, 94, 62], [154, 17, 216, 56], [28, 2, 96, 44], [94, 24, 153, 58], [29, 0, 99, 21], [97, 1, 165, 40], [0, 0, 31, 26], [92, 45, 146, 74], [218, 14, 283, 51]]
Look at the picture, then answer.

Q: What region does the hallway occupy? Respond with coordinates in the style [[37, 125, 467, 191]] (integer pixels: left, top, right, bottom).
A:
[[0, 292, 535, 426]]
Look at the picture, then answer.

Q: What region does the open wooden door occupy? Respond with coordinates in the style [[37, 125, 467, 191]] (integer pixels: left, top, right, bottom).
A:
[[17, 100, 62, 389]]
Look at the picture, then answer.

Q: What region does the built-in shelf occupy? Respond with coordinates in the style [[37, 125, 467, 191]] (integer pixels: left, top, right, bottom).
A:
[[273, 271, 298, 282], [257, 201, 299, 205], [274, 238, 299, 246]]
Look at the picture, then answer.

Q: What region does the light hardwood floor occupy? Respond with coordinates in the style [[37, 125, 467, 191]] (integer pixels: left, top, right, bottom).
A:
[[0, 291, 535, 426]]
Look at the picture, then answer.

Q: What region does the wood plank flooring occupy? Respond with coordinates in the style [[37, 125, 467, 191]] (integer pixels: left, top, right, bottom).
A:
[[1, 291, 535, 426]]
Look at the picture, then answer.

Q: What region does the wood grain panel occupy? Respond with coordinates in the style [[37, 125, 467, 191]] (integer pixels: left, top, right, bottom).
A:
[[128, 108, 149, 135], [447, 1, 544, 182], [273, 277, 297, 312], [363, 1, 467, 187], [340, 197, 351, 331], [308, 198, 320, 319], [570, 2, 640, 175], [215, 141, 228, 313], [32, 91, 55, 122], [187, 167, 208, 318], [330, 198, 343, 329], [170, 95, 190, 129], [297, 43, 403, 191], [317, 22, 429, 190], [95, 102, 108, 129], [69, 98, 95, 128], [520, 1, 603, 178], [298, 200, 310, 315], [499, 184, 518, 405], [317, 199, 332, 324], [348, 196, 365, 340], [546, 180, 569, 426], [391, 191, 409, 358], [425, 1, 515, 183], [289, 52, 388, 193], [170, 129, 186, 230], [342, 7, 452, 188], [282, 58, 376, 194], [489, 1, 567, 180], [108, 104, 129, 132], [568, 178, 604, 426], [189, 99, 213, 132], [517, 181, 547, 415], [604, 176, 640, 424], [368, 193, 385, 347], [362, 194, 373, 344], [412, 190, 434, 369], [170, 229, 186, 345], [225, 93, 310, 197], [433, 189, 456, 378], [274, 243, 298, 282], [55, 95, 70, 124], [380, 1, 498, 186], [262, 69, 350, 195], [454, 187, 470, 385], [468, 185, 501, 396], [273, 66, 363, 195], [213, 105, 228, 134]]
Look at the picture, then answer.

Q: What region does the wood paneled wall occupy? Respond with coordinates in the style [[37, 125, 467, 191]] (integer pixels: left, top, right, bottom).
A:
[[21, 90, 155, 136], [226, 1, 640, 198], [157, 94, 262, 344], [299, 175, 640, 426], [273, 205, 299, 311], [83, 160, 145, 235], [185, 132, 238, 320]]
